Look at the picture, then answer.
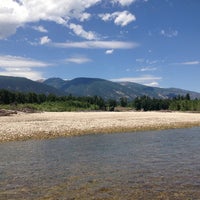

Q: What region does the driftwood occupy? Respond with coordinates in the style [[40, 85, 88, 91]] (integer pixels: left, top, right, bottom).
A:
[[0, 109, 17, 116]]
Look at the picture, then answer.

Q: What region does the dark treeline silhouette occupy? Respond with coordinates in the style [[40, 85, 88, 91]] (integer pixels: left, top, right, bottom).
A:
[[132, 94, 200, 111], [0, 89, 200, 111], [0, 89, 113, 111], [133, 96, 170, 111]]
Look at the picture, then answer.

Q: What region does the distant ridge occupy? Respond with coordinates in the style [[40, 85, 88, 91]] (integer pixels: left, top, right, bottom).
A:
[[0, 76, 64, 95], [43, 77, 200, 100], [0, 75, 200, 100]]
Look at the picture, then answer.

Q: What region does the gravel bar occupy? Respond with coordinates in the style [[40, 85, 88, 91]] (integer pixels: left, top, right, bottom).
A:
[[0, 111, 200, 142]]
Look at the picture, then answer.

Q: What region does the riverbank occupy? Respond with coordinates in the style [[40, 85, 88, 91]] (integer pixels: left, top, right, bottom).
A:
[[0, 111, 200, 142]]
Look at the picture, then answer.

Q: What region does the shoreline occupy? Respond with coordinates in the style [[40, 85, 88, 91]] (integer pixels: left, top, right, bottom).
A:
[[0, 111, 200, 143]]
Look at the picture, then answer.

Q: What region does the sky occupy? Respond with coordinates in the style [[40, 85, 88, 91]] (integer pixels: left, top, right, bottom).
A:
[[0, 0, 200, 92]]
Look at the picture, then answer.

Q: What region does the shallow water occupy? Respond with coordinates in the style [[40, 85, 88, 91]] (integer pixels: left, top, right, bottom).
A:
[[1, 127, 200, 199]]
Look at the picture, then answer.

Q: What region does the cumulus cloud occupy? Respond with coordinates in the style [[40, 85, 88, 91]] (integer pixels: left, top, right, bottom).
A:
[[114, 11, 136, 26], [99, 11, 136, 26], [79, 12, 91, 22], [69, 23, 98, 40], [105, 49, 114, 54], [52, 40, 138, 49], [65, 56, 92, 64], [40, 36, 51, 45], [0, 0, 101, 39], [0, 55, 51, 80], [112, 0, 136, 6], [32, 25, 48, 33]]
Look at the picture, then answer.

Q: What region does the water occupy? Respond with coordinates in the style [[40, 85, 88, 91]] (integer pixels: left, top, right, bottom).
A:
[[1, 127, 200, 200]]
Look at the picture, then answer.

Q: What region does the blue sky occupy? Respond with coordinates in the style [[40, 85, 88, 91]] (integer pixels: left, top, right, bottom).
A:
[[0, 0, 200, 92]]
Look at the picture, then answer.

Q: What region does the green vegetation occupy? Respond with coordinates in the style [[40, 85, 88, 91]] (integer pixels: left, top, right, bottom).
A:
[[44, 77, 200, 100], [0, 89, 200, 112], [0, 89, 104, 112], [0, 75, 64, 96], [133, 95, 200, 112], [1, 75, 200, 101]]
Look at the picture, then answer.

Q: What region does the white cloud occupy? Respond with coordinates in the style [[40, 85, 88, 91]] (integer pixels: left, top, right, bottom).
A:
[[112, 0, 136, 6], [0, 0, 101, 39], [79, 12, 91, 22], [146, 81, 159, 87], [0, 23, 19, 40], [114, 11, 136, 26], [0, 0, 28, 39], [137, 67, 157, 72], [99, 13, 112, 21], [65, 56, 92, 64], [105, 49, 114, 54], [0, 0, 140, 40], [173, 61, 200, 66], [136, 58, 161, 65], [0, 55, 50, 68], [52, 40, 138, 49], [180, 61, 200, 65], [0, 55, 51, 80], [160, 29, 178, 38], [69, 23, 98, 40], [40, 36, 51, 45], [136, 58, 145, 63], [32, 25, 48, 33], [111, 75, 162, 86], [99, 11, 136, 26], [0, 69, 43, 80]]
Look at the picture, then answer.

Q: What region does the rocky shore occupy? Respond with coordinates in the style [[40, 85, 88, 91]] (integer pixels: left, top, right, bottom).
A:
[[0, 109, 17, 116], [0, 111, 200, 142]]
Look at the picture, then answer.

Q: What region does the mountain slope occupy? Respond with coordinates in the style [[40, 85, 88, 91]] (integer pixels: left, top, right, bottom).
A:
[[119, 82, 200, 99], [44, 77, 140, 99], [0, 76, 64, 95], [0, 75, 199, 100], [42, 77, 67, 90], [60, 77, 134, 99], [44, 77, 200, 100]]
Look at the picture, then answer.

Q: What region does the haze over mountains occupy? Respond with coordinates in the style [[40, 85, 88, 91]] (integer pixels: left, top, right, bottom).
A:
[[0, 75, 200, 100]]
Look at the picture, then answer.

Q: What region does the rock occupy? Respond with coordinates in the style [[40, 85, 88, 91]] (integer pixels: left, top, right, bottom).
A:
[[0, 109, 17, 116]]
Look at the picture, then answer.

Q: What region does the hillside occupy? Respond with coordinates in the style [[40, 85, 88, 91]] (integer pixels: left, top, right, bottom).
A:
[[0, 75, 199, 100], [57, 77, 135, 99], [120, 82, 200, 99], [0, 76, 64, 95], [44, 77, 200, 100]]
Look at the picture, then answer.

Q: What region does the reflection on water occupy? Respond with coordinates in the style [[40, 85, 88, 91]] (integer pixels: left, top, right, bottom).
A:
[[1, 127, 200, 199]]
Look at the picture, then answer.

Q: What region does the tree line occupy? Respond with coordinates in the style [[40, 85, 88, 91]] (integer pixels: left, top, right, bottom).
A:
[[132, 94, 200, 111], [0, 89, 200, 112], [0, 89, 113, 111]]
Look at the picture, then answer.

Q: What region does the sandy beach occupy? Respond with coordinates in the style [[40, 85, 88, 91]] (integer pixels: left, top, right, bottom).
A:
[[0, 111, 200, 142]]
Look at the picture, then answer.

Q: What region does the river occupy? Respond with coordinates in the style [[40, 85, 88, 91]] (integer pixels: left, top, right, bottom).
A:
[[1, 127, 200, 199]]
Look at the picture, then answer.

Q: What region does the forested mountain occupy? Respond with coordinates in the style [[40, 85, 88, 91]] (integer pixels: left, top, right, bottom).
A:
[[0, 75, 200, 100], [44, 77, 200, 100], [42, 78, 67, 89], [0, 76, 64, 95], [44, 77, 135, 99], [120, 82, 200, 99]]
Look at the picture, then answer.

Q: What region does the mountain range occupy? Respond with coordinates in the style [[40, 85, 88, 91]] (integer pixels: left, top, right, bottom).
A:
[[0, 75, 200, 100]]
